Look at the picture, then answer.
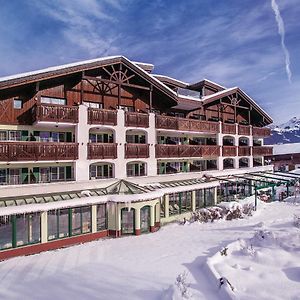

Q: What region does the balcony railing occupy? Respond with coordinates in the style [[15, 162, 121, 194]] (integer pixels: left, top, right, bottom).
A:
[[88, 108, 117, 125], [125, 112, 149, 128], [252, 146, 273, 156], [222, 123, 236, 134], [125, 144, 149, 158], [33, 104, 79, 123], [238, 146, 251, 156], [222, 146, 237, 156], [252, 127, 271, 137], [0, 142, 78, 161], [155, 115, 219, 133], [87, 143, 117, 159], [155, 144, 220, 158], [238, 125, 251, 136]]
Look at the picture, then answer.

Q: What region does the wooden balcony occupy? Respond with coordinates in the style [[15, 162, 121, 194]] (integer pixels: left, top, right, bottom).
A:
[[222, 123, 236, 134], [0, 142, 78, 161], [125, 143, 149, 158], [155, 115, 219, 133], [252, 127, 271, 137], [88, 108, 117, 125], [33, 104, 78, 123], [87, 143, 117, 159], [222, 146, 237, 156], [238, 125, 251, 136], [155, 144, 219, 158], [252, 146, 273, 156], [125, 112, 149, 128], [238, 146, 251, 156]]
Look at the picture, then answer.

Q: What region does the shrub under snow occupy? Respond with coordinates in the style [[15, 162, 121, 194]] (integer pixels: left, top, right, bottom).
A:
[[191, 202, 255, 223]]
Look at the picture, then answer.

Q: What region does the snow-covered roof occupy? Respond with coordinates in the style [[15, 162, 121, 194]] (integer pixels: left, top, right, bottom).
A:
[[0, 56, 178, 103], [202, 78, 227, 90], [272, 143, 300, 155], [152, 74, 189, 87], [0, 56, 120, 83]]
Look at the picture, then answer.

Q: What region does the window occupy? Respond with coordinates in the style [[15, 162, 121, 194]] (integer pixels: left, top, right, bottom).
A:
[[15, 213, 41, 246], [89, 133, 113, 143], [0, 169, 7, 185], [97, 204, 107, 231], [126, 162, 146, 177], [0, 131, 7, 141], [8, 131, 22, 141], [83, 101, 103, 109], [72, 206, 91, 236], [8, 169, 21, 185], [40, 168, 50, 183], [169, 193, 180, 215], [90, 164, 113, 179], [181, 192, 192, 212], [0, 216, 13, 250], [13, 99, 23, 109], [195, 189, 205, 209], [51, 167, 65, 181], [41, 97, 66, 106], [119, 105, 134, 112]]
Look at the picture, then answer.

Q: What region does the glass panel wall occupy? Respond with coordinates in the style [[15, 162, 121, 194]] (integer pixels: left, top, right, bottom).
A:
[[97, 204, 107, 231], [121, 208, 135, 234], [48, 209, 69, 240], [72, 207, 91, 236], [0, 216, 13, 250], [16, 213, 40, 246]]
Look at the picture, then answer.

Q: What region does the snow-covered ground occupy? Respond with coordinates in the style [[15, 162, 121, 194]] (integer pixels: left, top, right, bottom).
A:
[[0, 199, 300, 300]]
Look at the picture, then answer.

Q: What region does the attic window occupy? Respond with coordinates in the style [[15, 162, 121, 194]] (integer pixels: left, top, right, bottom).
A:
[[13, 99, 23, 109], [41, 97, 66, 105]]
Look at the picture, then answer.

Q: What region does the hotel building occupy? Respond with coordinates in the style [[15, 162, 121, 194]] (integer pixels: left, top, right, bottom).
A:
[[0, 56, 274, 259]]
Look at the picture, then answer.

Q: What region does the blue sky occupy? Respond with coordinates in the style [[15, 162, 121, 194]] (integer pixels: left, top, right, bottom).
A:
[[0, 0, 299, 124]]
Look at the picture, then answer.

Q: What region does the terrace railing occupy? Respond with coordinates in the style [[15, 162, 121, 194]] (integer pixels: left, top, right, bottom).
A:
[[88, 108, 117, 125], [222, 123, 236, 135], [0, 142, 78, 161], [155, 144, 220, 158], [155, 115, 219, 133], [125, 143, 149, 158], [238, 146, 251, 156], [125, 112, 149, 128], [33, 104, 79, 123], [252, 146, 273, 156], [252, 127, 271, 137], [222, 146, 237, 156], [238, 125, 251, 136], [87, 143, 117, 159]]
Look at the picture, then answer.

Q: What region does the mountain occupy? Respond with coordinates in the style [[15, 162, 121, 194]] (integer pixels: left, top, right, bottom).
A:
[[264, 117, 300, 145]]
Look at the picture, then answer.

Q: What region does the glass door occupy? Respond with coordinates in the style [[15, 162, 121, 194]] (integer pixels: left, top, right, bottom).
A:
[[121, 208, 135, 235], [140, 206, 150, 233]]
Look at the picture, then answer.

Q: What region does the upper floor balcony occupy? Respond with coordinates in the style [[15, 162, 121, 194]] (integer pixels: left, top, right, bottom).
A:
[[125, 112, 149, 128], [0, 142, 78, 161], [222, 123, 236, 135], [87, 143, 117, 159], [33, 104, 79, 123], [222, 146, 237, 156], [252, 146, 273, 156], [88, 108, 117, 126], [155, 115, 219, 133], [155, 144, 220, 158], [238, 146, 251, 156], [252, 127, 271, 137], [125, 143, 150, 158], [238, 125, 251, 136]]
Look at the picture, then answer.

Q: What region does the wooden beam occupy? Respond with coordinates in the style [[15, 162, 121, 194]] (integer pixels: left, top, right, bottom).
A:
[[82, 75, 150, 91], [149, 85, 153, 111]]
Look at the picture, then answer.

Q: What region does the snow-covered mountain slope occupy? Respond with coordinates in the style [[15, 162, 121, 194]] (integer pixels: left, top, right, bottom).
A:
[[265, 116, 300, 145]]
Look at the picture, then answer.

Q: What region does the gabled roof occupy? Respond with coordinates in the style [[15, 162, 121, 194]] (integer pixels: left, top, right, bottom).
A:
[[0, 56, 177, 104], [187, 87, 273, 124]]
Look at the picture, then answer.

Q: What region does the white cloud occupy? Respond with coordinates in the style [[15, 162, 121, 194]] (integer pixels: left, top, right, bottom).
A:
[[271, 0, 292, 83]]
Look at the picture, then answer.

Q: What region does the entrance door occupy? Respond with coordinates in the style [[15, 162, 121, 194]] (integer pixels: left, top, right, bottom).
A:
[[121, 208, 135, 235], [140, 206, 150, 233]]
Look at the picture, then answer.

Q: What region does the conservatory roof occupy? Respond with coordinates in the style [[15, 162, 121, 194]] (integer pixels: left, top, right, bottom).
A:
[[0, 177, 220, 215]]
